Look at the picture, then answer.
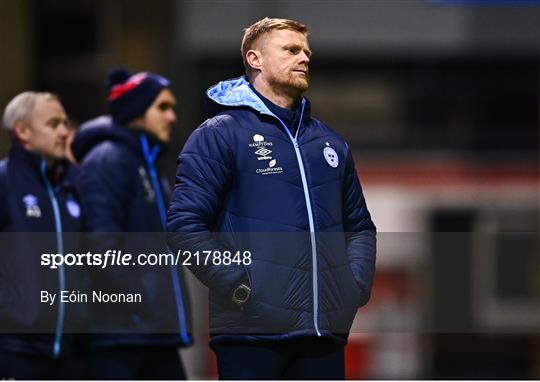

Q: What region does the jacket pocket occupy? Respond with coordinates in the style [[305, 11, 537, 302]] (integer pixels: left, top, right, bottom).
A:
[[346, 264, 367, 307]]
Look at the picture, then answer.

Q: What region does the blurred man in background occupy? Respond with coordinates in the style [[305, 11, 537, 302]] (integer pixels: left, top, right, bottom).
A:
[[71, 68, 191, 379], [167, 18, 376, 380], [0, 92, 84, 378]]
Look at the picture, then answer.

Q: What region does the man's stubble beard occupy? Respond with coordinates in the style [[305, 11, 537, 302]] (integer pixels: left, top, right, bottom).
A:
[[271, 71, 310, 98]]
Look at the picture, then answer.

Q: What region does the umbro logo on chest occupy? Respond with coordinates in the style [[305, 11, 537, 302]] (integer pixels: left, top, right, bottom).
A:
[[23, 194, 41, 218], [249, 134, 283, 175], [249, 134, 274, 160]]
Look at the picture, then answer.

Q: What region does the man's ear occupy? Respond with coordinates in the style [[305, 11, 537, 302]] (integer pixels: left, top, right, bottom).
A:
[[13, 120, 31, 144], [246, 49, 263, 72], [127, 116, 145, 129]]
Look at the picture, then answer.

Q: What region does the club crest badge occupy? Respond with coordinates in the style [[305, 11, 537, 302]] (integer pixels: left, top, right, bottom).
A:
[[66, 199, 81, 218], [323, 143, 339, 168]]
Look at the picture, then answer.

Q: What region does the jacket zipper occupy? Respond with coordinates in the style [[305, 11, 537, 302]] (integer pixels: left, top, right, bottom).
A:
[[40, 161, 65, 358], [271, 100, 322, 337], [140, 135, 190, 344]]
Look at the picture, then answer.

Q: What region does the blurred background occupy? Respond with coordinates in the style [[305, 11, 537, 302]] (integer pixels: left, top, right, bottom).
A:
[[0, 0, 538, 379]]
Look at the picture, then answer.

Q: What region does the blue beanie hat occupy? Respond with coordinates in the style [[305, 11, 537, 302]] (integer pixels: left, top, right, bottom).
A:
[[107, 68, 170, 124]]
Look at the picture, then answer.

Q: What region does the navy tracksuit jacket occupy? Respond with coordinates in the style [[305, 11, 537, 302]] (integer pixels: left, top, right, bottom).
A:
[[71, 116, 191, 348], [0, 143, 82, 358]]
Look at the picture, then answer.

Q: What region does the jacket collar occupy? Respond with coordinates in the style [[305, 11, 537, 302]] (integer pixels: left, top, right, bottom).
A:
[[9, 141, 45, 173], [8, 141, 69, 187], [206, 76, 311, 121], [248, 83, 303, 133], [72, 115, 163, 162]]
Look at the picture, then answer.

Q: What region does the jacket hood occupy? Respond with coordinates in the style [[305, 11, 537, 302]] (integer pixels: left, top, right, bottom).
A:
[[206, 76, 309, 120], [71, 115, 139, 162]]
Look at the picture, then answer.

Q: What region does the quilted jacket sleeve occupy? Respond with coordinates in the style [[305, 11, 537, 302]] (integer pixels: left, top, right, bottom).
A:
[[342, 148, 377, 307], [76, 142, 130, 233], [166, 116, 248, 298]]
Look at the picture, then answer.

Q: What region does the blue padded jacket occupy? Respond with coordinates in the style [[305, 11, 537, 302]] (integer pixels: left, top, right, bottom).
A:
[[71, 116, 191, 348], [0, 143, 82, 358], [167, 77, 376, 345]]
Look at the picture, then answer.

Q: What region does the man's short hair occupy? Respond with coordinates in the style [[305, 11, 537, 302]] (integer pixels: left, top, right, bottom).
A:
[[241, 17, 308, 74], [2, 91, 58, 134]]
